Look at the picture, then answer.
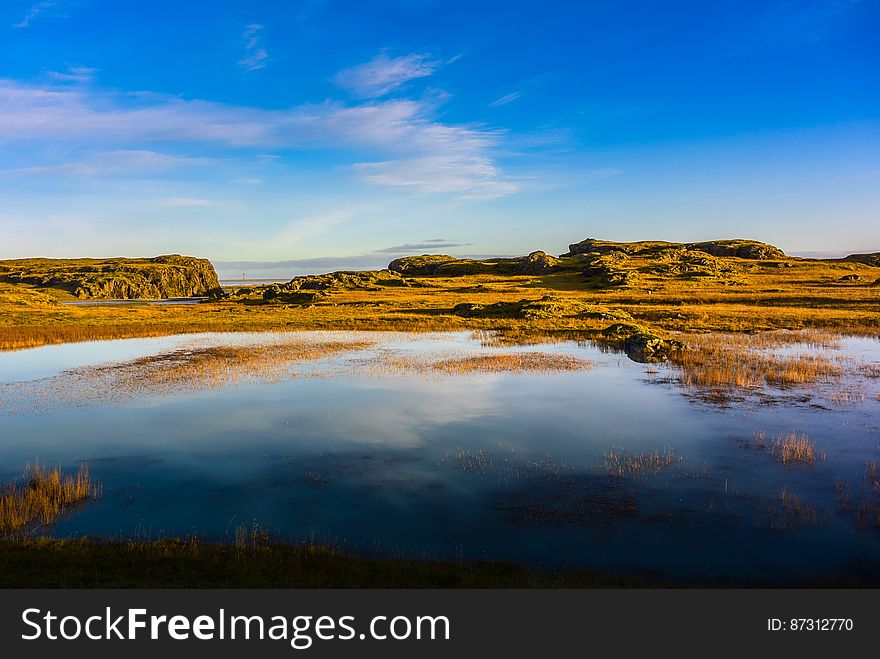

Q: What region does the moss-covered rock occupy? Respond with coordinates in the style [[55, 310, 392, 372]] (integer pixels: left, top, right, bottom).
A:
[[844, 252, 880, 268], [388, 251, 568, 276], [564, 237, 784, 261], [453, 296, 632, 321], [387, 255, 459, 275], [686, 240, 785, 260], [565, 238, 678, 257], [286, 269, 407, 292], [651, 249, 742, 278], [601, 323, 684, 363], [581, 259, 638, 288], [0, 255, 221, 299]]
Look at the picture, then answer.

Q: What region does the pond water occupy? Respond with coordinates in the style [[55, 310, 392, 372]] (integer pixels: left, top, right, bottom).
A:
[[1, 331, 879, 585]]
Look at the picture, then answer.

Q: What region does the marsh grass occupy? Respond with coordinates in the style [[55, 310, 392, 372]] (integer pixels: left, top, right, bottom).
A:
[[751, 430, 769, 451], [0, 464, 99, 535], [825, 388, 866, 406], [833, 469, 880, 534], [769, 490, 818, 531], [671, 331, 842, 391], [106, 338, 374, 391], [0, 335, 374, 411], [772, 433, 825, 465], [866, 462, 879, 492], [431, 352, 592, 374], [603, 448, 682, 478], [357, 348, 594, 379], [440, 447, 573, 484]]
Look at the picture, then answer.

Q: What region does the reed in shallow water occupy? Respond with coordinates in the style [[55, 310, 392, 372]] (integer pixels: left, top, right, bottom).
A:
[[0, 464, 99, 535], [772, 433, 824, 465], [670, 331, 842, 391]]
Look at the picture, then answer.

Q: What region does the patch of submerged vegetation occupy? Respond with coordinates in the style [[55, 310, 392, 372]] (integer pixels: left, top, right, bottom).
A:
[[602, 448, 683, 479], [495, 479, 640, 529], [0, 464, 99, 535], [442, 445, 698, 531], [835, 468, 880, 535], [669, 331, 843, 392], [772, 433, 825, 466], [762, 490, 819, 532], [0, 335, 375, 411], [430, 353, 592, 374]]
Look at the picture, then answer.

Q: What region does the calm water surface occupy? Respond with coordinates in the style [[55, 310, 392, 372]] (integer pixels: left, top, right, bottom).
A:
[[1, 331, 879, 584]]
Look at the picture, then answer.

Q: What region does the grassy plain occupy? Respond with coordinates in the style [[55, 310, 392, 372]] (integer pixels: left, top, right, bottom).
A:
[[1, 240, 878, 352]]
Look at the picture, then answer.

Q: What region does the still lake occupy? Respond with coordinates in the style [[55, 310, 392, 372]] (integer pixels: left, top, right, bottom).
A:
[[2, 331, 879, 584]]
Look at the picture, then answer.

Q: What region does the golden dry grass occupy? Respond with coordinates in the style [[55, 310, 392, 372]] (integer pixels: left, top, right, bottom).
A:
[[772, 433, 825, 465], [0, 334, 375, 411], [431, 352, 592, 374], [603, 448, 681, 477], [671, 331, 843, 390], [2, 245, 879, 353], [0, 464, 98, 535]]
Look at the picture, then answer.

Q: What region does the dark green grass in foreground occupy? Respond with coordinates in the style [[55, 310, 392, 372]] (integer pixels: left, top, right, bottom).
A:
[[0, 538, 658, 588], [2, 539, 876, 588]]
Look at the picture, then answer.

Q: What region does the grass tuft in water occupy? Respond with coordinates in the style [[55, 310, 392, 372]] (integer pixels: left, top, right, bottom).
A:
[[0, 463, 99, 535], [772, 433, 824, 465]]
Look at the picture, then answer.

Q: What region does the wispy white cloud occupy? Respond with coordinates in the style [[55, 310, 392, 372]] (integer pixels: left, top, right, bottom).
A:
[[13, 1, 54, 28], [46, 66, 97, 84], [276, 209, 357, 248], [355, 155, 519, 200], [489, 92, 521, 107], [0, 74, 518, 199], [374, 239, 468, 253], [238, 24, 268, 72], [4, 150, 206, 176], [155, 197, 230, 208], [334, 52, 440, 98]]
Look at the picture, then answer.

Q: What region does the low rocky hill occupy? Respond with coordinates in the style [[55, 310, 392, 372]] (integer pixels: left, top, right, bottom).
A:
[[564, 238, 786, 260], [388, 251, 566, 276], [0, 255, 221, 299], [843, 252, 880, 268]]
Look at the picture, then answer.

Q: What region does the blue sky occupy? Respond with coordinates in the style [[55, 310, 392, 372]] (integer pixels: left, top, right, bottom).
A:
[[1, 0, 878, 275]]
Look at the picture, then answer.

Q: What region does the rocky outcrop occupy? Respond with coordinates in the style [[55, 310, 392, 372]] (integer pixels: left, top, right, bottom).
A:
[[387, 255, 459, 275], [0, 255, 221, 299], [602, 323, 684, 363], [565, 238, 785, 261], [388, 251, 565, 276], [581, 262, 637, 287], [515, 251, 562, 274], [286, 269, 408, 292], [686, 240, 785, 260], [565, 238, 677, 257], [453, 296, 632, 321], [844, 253, 880, 268]]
